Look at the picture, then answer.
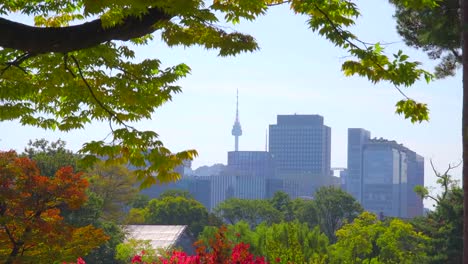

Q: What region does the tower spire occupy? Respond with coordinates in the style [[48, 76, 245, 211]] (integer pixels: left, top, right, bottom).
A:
[[231, 89, 242, 151], [236, 89, 239, 121]]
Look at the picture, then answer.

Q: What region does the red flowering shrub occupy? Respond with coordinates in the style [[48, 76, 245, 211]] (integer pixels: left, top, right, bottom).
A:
[[68, 225, 269, 264], [156, 226, 267, 264]]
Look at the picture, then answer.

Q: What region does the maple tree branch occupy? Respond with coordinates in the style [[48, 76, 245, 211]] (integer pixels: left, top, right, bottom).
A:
[[63, 54, 76, 78], [0, 7, 171, 54], [267, 1, 291, 7], [0, 52, 34, 76], [70, 55, 136, 131], [312, 4, 412, 100], [3, 225, 17, 246]]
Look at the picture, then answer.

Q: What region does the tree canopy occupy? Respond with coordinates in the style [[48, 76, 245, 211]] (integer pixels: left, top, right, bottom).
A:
[[0, 151, 108, 263], [412, 162, 463, 263], [391, 0, 460, 78], [329, 212, 429, 264], [313, 186, 363, 242], [214, 198, 282, 228], [133, 194, 210, 236], [0, 0, 437, 186]]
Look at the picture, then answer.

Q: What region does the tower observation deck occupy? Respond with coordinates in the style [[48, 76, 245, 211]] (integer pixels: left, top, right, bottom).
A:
[[231, 90, 242, 151]]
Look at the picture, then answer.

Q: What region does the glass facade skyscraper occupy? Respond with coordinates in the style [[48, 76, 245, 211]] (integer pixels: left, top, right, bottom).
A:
[[362, 141, 408, 218], [269, 115, 331, 176], [346, 129, 425, 218], [346, 128, 371, 202]]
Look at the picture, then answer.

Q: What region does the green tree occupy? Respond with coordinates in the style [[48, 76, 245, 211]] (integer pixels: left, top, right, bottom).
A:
[[198, 221, 329, 263], [292, 198, 319, 229], [127, 207, 148, 225], [329, 212, 429, 264], [22, 138, 81, 177], [392, 2, 468, 261], [86, 161, 139, 221], [313, 186, 363, 242], [255, 221, 329, 264], [159, 189, 194, 199], [83, 222, 125, 264], [0, 1, 434, 187], [391, 0, 460, 78], [62, 182, 127, 263], [269, 191, 294, 221], [128, 194, 151, 209], [199, 221, 328, 263], [19, 140, 125, 263], [214, 198, 281, 228], [412, 162, 463, 263], [144, 196, 209, 236]]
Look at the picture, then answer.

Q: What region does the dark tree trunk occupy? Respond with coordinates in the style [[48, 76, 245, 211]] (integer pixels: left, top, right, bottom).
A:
[[462, 0, 468, 263], [5, 244, 20, 264], [0, 7, 171, 54]]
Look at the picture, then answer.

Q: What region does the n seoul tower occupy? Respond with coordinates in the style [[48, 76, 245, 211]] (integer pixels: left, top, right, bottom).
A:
[[231, 90, 242, 151]]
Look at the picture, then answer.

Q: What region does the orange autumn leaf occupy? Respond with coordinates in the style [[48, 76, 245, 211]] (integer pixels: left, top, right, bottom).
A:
[[0, 151, 108, 264]]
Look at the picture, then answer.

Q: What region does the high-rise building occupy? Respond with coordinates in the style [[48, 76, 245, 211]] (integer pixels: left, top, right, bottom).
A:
[[269, 114, 331, 176], [362, 139, 408, 218], [339, 169, 348, 190], [189, 177, 212, 210], [226, 151, 274, 200], [231, 90, 242, 151], [204, 174, 235, 211], [227, 151, 274, 178], [406, 151, 424, 217], [347, 134, 424, 218], [346, 128, 371, 202]]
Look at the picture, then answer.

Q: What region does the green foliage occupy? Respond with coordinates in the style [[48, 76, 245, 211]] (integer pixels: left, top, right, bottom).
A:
[[159, 189, 194, 199], [143, 196, 209, 236], [86, 161, 139, 221], [198, 221, 329, 263], [291, 198, 319, 229], [329, 212, 429, 264], [128, 194, 151, 209], [391, 0, 460, 78], [0, 0, 439, 184], [411, 163, 463, 263], [24, 140, 128, 263], [293, 0, 434, 122], [313, 186, 363, 242], [255, 221, 329, 263], [84, 222, 125, 264], [269, 191, 295, 221], [22, 138, 81, 177], [127, 208, 148, 224], [395, 99, 429, 123], [115, 239, 158, 263], [214, 198, 282, 228]]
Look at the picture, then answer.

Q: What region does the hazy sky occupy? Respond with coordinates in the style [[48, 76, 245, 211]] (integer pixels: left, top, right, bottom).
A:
[[0, 1, 462, 206]]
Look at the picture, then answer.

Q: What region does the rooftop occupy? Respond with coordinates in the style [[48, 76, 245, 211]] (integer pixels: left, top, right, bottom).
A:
[[124, 225, 187, 250]]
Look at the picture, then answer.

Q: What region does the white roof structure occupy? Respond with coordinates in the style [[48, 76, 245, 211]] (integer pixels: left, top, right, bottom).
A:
[[124, 225, 188, 250]]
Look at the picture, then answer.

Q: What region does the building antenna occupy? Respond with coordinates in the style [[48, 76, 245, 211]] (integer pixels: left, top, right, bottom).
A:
[[231, 89, 242, 151], [265, 129, 268, 152]]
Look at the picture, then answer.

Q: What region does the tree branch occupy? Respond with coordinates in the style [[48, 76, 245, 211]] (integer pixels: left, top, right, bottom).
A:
[[0, 52, 34, 76], [313, 4, 412, 100], [70, 55, 135, 131], [0, 7, 171, 54]]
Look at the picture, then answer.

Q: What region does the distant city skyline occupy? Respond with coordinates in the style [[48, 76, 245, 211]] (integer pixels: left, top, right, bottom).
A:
[[0, 2, 461, 209]]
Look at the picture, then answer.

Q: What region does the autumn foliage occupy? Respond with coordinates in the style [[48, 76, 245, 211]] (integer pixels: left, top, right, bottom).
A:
[[0, 151, 108, 263]]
